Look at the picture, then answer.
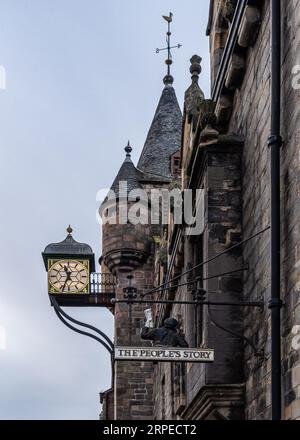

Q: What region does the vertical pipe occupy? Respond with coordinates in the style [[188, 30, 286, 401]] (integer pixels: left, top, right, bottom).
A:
[[268, 0, 283, 421], [128, 302, 132, 346]]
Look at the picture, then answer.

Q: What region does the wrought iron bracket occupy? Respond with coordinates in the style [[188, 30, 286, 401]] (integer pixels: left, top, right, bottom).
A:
[[123, 275, 138, 300], [50, 295, 115, 386], [113, 282, 266, 365], [50, 296, 114, 350]]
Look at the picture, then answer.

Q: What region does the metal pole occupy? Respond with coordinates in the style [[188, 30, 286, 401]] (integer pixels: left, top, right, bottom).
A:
[[124, 275, 136, 346], [268, 0, 283, 420], [114, 299, 264, 308], [128, 302, 133, 346], [167, 20, 171, 76]]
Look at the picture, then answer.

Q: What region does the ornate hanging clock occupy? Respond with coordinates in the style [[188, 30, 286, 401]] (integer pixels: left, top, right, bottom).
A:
[[42, 226, 95, 296], [48, 259, 89, 294]]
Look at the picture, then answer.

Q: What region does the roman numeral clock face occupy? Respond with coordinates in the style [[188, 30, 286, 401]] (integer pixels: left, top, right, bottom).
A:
[[48, 260, 89, 294]]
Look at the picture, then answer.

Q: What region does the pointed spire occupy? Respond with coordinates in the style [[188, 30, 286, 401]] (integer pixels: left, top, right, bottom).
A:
[[137, 83, 182, 178]]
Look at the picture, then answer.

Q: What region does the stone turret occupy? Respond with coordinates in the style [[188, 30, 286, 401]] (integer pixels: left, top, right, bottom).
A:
[[101, 143, 151, 274]]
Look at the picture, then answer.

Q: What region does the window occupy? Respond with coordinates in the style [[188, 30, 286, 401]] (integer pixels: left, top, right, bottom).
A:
[[193, 234, 204, 347], [171, 151, 181, 177], [186, 235, 204, 347]]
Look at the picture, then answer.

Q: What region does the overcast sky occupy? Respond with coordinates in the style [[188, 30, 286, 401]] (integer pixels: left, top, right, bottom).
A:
[[0, 0, 210, 420]]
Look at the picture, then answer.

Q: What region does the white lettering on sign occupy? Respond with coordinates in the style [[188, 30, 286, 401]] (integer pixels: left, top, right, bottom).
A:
[[115, 347, 214, 363]]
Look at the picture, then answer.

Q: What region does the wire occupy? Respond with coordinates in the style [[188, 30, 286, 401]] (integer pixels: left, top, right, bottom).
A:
[[141, 267, 249, 297], [202, 266, 249, 282], [143, 226, 270, 297], [207, 303, 258, 357]]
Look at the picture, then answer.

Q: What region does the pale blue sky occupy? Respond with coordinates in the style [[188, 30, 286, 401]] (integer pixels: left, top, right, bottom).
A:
[[0, 0, 210, 419]]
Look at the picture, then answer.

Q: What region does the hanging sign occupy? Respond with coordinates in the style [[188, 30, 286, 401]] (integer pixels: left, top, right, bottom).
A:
[[115, 346, 214, 363]]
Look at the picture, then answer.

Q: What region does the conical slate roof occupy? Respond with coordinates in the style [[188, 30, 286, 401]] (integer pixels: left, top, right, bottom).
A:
[[137, 77, 182, 178], [107, 143, 144, 200], [102, 142, 171, 209]]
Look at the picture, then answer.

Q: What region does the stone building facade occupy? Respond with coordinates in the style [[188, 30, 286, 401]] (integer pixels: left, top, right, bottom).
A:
[[204, 0, 300, 420], [100, 0, 300, 420]]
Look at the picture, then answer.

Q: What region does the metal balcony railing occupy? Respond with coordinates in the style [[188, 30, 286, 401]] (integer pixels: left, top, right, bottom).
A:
[[90, 272, 116, 294]]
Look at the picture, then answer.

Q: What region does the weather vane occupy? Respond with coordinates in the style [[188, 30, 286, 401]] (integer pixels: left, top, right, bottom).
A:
[[156, 12, 182, 77]]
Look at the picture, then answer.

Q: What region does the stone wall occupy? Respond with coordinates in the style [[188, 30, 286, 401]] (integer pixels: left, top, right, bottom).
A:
[[113, 267, 154, 420], [100, 389, 114, 420], [226, 0, 300, 420]]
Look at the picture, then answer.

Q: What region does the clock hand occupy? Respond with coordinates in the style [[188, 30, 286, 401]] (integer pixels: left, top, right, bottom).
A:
[[62, 264, 75, 292], [64, 265, 74, 280], [62, 278, 68, 292], [64, 265, 72, 275]]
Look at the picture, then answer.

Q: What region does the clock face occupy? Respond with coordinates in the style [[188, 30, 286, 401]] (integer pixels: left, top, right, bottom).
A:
[[48, 259, 89, 294]]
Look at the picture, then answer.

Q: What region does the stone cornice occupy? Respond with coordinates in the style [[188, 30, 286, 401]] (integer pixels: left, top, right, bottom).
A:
[[182, 384, 245, 420], [103, 248, 149, 274]]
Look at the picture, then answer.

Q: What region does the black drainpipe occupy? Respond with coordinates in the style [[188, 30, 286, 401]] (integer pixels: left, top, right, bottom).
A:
[[268, 0, 283, 421]]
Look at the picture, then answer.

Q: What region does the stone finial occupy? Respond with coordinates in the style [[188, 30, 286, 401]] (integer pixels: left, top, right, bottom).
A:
[[125, 141, 132, 158], [163, 74, 174, 86], [67, 225, 73, 235], [190, 55, 202, 83], [184, 54, 205, 125]]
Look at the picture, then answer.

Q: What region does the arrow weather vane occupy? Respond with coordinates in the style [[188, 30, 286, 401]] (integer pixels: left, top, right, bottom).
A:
[[156, 12, 182, 77]]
